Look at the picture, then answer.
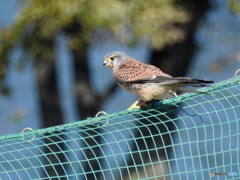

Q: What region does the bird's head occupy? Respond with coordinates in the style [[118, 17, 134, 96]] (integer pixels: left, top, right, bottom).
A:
[[103, 51, 130, 69]]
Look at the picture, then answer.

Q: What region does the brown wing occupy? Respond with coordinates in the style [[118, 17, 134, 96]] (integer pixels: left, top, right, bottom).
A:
[[113, 58, 171, 82], [145, 64, 171, 77]]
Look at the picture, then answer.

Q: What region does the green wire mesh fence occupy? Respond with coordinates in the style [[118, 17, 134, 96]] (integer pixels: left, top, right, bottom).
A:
[[0, 76, 240, 180]]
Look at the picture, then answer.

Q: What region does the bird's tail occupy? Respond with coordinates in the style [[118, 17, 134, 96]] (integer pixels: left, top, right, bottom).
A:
[[178, 87, 208, 94], [178, 78, 213, 95], [179, 78, 213, 85]]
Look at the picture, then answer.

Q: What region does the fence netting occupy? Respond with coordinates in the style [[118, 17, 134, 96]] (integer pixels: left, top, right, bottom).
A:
[[0, 76, 240, 180]]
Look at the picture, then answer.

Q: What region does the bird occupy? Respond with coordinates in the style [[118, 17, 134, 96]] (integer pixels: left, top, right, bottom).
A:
[[103, 51, 213, 110]]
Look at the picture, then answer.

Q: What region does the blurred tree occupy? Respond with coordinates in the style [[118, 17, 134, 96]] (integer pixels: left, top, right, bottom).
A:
[[0, 0, 213, 179]]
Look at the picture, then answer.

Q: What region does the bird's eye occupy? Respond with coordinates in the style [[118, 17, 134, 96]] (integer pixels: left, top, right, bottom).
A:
[[110, 57, 114, 61]]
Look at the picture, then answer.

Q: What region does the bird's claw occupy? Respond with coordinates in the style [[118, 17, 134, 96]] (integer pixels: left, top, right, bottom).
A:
[[139, 101, 147, 107], [127, 105, 140, 110], [127, 100, 147, 110]]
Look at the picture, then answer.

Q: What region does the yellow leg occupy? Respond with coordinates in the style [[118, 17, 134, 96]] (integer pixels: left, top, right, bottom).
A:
[[127, 99, 148, 110], [127, 98, 141, 110]]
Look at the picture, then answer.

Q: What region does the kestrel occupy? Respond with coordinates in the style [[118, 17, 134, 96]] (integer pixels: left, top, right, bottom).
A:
[[103, 51, 213, 109]]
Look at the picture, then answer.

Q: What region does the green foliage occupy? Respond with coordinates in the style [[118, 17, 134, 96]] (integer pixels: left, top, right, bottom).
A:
[[228, 0, 240, 15], [0, 0, 189, 89], [0, 0, 189, 50]]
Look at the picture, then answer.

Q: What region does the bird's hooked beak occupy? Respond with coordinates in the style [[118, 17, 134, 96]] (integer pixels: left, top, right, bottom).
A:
[[103, 60, 107, 66], [103, 58, 112, 68]]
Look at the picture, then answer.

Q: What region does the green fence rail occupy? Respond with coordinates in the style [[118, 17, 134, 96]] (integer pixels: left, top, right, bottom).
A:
[[0, 76, 240, 180]]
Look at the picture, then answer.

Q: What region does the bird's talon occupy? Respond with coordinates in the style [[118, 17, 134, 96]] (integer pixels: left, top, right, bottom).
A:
[[127, 105, 140, 110], [139, 101, 147, 107], [127, 100, 147, 110], [127, 98, 141, 110]]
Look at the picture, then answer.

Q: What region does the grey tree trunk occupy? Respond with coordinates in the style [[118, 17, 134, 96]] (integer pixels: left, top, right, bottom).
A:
[[33, 38, 66, 179]]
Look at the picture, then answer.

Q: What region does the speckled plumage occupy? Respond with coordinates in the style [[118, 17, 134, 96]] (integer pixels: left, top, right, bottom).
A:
[[103, 51, 213, 103]]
